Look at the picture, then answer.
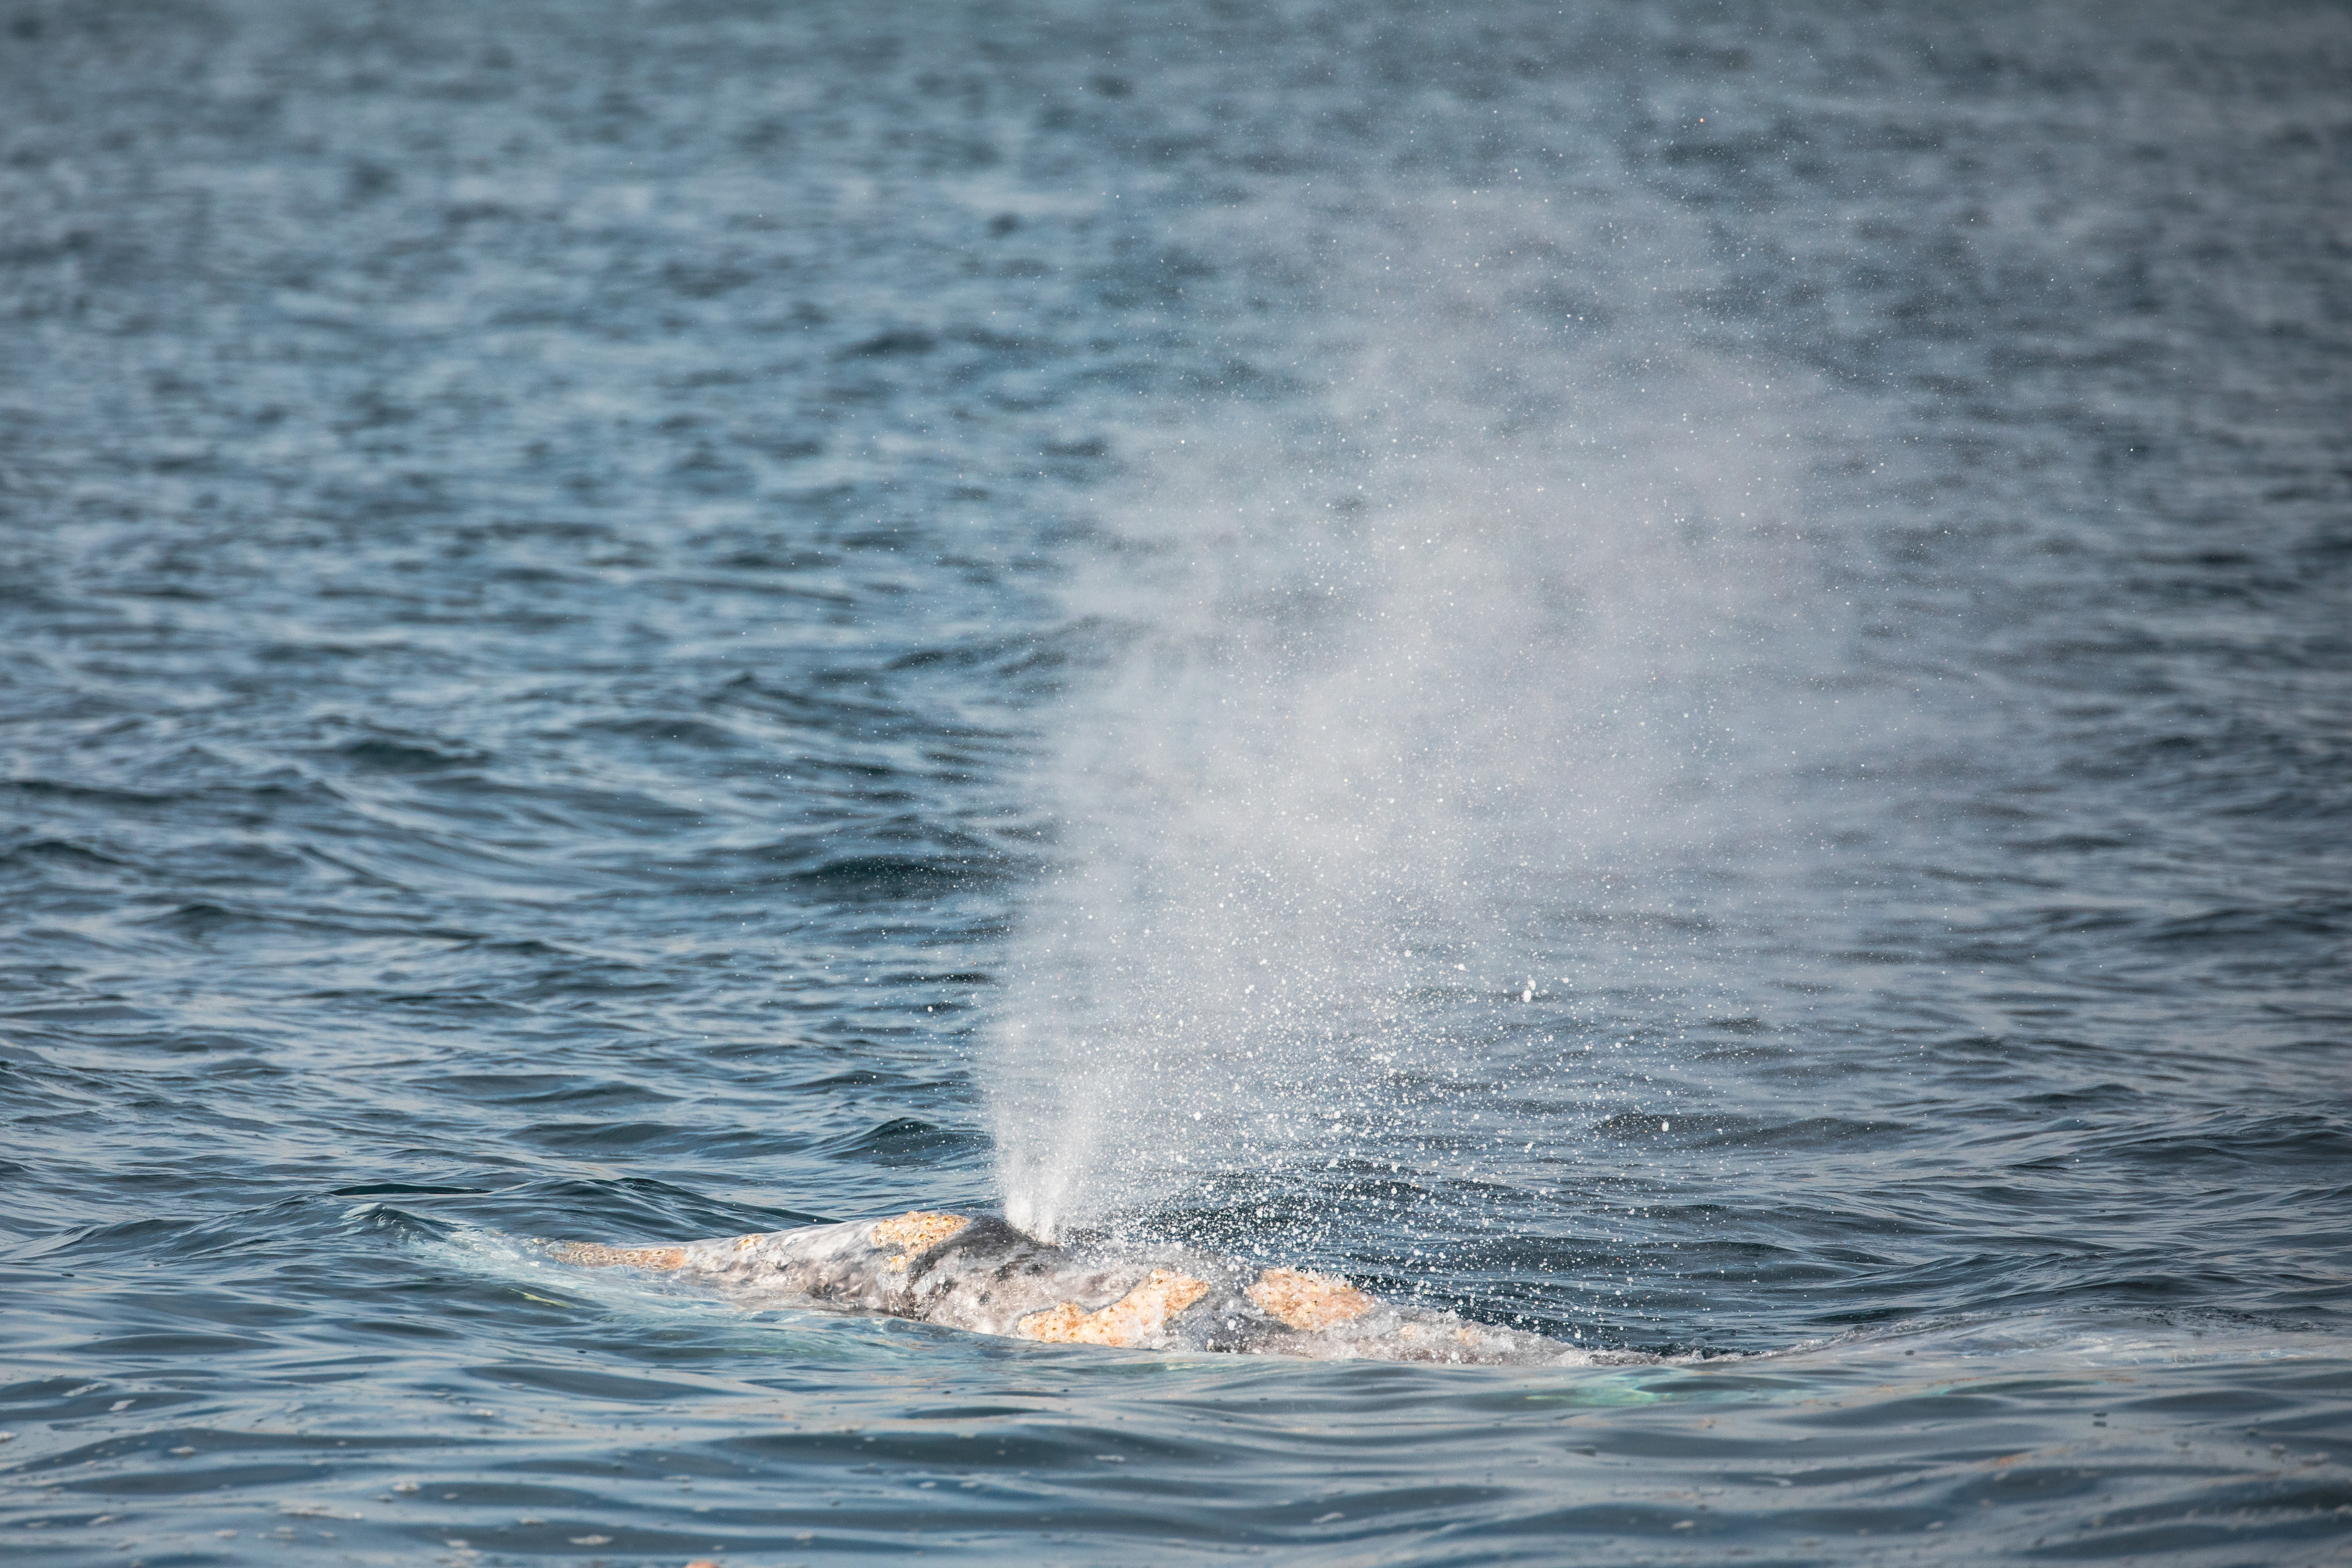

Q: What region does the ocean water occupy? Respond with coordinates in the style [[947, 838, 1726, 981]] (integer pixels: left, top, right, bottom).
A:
[[3, 0, 2350, 1562]]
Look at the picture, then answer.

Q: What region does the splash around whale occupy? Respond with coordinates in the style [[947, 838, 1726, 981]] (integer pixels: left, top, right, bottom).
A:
[[555, 1210, 1644, 1366]]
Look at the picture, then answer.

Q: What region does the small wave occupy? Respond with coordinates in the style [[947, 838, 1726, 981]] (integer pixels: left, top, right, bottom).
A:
[[820, 1118, 989, 1165], [331, 737, 486, 774]]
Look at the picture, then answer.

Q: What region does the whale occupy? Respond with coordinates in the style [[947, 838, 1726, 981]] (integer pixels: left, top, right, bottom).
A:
[[557, 1210, 1635, 1365]]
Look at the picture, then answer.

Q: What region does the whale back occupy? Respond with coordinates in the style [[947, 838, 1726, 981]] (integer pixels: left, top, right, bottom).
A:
[[560, 1210, 1614, 1365]]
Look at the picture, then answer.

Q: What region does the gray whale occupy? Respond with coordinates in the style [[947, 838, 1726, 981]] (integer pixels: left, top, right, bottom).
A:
[[558, 1210, 1625, 1365]]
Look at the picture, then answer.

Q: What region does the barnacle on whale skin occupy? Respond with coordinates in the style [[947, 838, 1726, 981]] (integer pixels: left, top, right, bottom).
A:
[[869, 1210, 970, 1270], [1017, 1268, 1211, 1347], [554, 1242, 688, 1270], [1247, 1266, 1373, 1330]]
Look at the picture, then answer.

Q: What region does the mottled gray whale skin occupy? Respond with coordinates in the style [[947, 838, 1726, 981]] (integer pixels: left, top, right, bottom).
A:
[[560, 1210, 1625, 1365]]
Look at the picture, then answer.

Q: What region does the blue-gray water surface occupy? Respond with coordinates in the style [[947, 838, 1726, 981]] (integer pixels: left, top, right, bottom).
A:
[[3, 1, 2349, 1564]]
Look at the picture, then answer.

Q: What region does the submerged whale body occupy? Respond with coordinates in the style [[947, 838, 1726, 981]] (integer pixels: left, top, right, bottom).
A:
[[559, 1210, 1635, 1365]]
